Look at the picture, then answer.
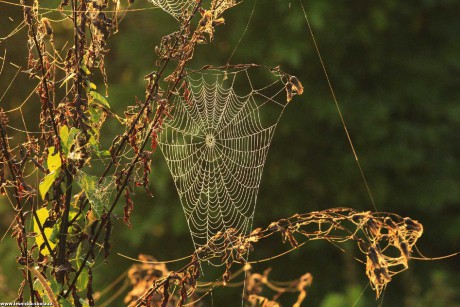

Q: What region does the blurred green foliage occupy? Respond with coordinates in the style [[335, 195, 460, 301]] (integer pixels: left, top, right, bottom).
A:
[[1, 0, 460, 305]]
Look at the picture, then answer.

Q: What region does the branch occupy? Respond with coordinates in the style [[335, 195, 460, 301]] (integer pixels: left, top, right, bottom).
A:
[[28, 266, 59, 307], [25, 8, 62, 149], [61, 0, 205, 298], [133, 208, 424, 305], [57, 172, 73, 283], [0, 118, 36, 302], [68, 0, 203, 225]]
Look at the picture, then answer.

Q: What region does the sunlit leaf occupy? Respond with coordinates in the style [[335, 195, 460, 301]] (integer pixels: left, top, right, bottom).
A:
[[47, 146, 61, 172], [81, 64, 91, 75], [39, 170, 60, 200], [33, 279, 45, 296], [68, 208, 81, 222], [87, 80, 97, 90], [88, 132, 99, 149], [89, 91, 110, 109], [59, 126, 69, 147], [80, 299, 91, 307], [98, 150, 111, 157], [76, 266, 89, 291], [76, 242, 84, 268], [39, 147, 62, 199], [59, 72, 76, 88], [34, 207, 56, 256], [59, 126, 80, 155]]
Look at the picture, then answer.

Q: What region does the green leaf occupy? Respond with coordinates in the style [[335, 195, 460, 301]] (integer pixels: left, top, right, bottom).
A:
[[68, 209, 80, 221], [39, 170, 60, 200], [39, 147, 62, 199], [87, 81, 97, 90], [33, 279, 53, 304], [39, 173, 55, 200], [49, 222, 60, 245], [76, 242, 83, 267], [76, 266, 89, 291], [59, 72, 76, 88], [59, 126, 79, 155], [79, 298, 90, 307], [59, 297, 73, 307], [97, 150, 111, 157], [33, 278, 45, 295], [47, 146, 61, 172], [74, 243, 89, 291], [80, 299, 91, 307], [59, 126, 69, 147], [49, 278, 62, 295], [88, 132, 99, 149], [89, 90, 110, 109], [34, 207, 57, 256], [86, 107, 108, 158], [87, 105, 103, 125], [81, 64, 91, 75]]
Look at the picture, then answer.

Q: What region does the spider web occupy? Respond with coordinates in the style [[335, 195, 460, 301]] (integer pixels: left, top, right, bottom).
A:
[[148, 0, 195, 19], [158, 65, 297, 255], [148, 0, 238, 19], [74, 169, 116, 218]]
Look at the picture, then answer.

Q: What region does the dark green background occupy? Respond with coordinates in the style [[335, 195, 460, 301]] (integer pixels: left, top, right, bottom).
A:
[[1, 0, 460, 305]]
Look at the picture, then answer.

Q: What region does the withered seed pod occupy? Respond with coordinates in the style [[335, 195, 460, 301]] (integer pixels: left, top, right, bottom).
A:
[[404, 217, 422, 232], [41, 18, 53, 36], [290, 76, 304, 95]]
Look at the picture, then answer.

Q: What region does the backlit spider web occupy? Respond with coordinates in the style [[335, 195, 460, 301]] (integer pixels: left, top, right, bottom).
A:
[[149, 0, 238, 19], [148, 0, 194, 19], [158, 65, 297, 256]]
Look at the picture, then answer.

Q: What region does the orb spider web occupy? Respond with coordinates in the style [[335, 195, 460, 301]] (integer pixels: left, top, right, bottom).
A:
[[158, 65, 302, 256], [148, 0, 238, 20], [148, 0, 194, 19]]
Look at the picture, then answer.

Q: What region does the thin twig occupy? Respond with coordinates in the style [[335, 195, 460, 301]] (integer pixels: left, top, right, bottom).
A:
[[27, 266, 59, 307]]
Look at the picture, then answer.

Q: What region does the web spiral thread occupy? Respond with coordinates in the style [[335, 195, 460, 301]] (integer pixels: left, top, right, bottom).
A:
[[158, 66, 294, 257]]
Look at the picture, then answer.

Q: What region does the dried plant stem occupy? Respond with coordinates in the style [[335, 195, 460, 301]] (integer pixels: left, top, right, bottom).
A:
[[57, 172, 73, 283], [131, 208, 423, 305], [27, 266, 59, 307], [68, 0, 204, 225], [0, 121, 36, 302], [61, 0, 205, 299], [27, 9, 61, 146]]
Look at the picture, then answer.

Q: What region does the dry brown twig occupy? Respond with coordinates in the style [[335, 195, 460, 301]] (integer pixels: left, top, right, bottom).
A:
[[126, 208, 423, 306]]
